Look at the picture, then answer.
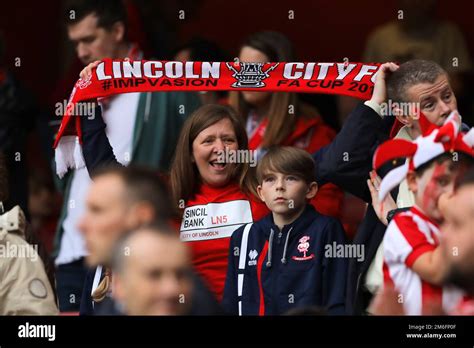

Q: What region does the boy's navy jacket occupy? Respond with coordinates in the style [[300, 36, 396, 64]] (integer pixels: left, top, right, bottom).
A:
[[222, 204, 347, 315]]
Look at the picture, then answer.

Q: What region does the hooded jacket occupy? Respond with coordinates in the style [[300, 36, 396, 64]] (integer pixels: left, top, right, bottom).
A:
[[222, 204, 347, 315]]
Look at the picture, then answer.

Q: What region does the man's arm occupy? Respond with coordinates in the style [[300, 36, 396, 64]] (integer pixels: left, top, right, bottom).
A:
[[80, 102, 121, 174], [313, 102, 383, 202], [313, 62, 399, 203]]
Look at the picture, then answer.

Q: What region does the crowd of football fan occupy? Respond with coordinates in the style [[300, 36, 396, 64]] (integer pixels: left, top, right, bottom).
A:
[[0, 0, 473, 316]]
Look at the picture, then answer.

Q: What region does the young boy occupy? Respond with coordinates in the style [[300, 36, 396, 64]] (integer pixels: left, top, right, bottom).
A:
[[373, 112, 474, 315], [222, 146, 347, 315]]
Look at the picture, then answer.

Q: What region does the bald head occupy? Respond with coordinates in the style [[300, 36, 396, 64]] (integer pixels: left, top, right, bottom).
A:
[[112, 225, 193, 315]]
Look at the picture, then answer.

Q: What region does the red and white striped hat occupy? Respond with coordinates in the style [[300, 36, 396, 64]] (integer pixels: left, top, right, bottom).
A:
[[373, 110, 474, 201]]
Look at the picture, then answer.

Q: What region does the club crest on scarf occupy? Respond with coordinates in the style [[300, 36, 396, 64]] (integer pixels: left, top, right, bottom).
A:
[[226, 62, 279, 88], [373, 111, 474, 201], [77, 75, 92, 90]]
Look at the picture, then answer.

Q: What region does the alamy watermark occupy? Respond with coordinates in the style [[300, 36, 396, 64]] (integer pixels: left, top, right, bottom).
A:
[[325, 242, 365, 262], [55, 100, 96, 119], [0, 241, 38, 262], [216, 148, 257, 167], [380, 101, 420, 118]]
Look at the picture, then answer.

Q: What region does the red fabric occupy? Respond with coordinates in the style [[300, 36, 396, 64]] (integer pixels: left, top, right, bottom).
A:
[[257, 241, 269, 316], [452, 296, 474, 315], [282, 116, 343, 219], [389, 119, 404, 139], [384, 208, 448, 314], [421, 278, 443, 315], [183, 182, 268, 300], [394, 208, 439, 268], [382, 261, 395, 288], [53, 60, 381, 148], [373, 139, 418, 171]]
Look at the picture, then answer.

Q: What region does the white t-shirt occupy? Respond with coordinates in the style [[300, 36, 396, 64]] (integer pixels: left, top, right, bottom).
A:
[[55, 92, 140, 265]]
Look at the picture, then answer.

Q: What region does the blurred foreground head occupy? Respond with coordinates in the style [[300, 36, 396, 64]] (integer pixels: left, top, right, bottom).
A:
[[112, 224, 193, 315], [442, 166, 474, 295], [79, 166, 170, 267]]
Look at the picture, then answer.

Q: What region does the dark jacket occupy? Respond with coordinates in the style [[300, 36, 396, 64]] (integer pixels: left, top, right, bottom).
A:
[[222, 204, 347, 315], [80, 266, 224, 316], [311, 103, 389, 315]]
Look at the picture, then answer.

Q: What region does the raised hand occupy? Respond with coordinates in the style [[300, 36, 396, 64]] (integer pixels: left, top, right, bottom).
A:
[[370, 62, 399, 106]]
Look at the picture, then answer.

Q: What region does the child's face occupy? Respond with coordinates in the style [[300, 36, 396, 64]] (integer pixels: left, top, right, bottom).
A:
[[407, 157, 463, 222], [257, 171, 317, 217]]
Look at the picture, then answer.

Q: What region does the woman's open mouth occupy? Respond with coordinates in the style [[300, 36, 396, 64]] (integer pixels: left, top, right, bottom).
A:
[[209, 160, 228, 171]]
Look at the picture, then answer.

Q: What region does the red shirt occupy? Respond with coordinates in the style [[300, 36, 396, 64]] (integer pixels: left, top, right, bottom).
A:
[[180, 182, 268, 299]]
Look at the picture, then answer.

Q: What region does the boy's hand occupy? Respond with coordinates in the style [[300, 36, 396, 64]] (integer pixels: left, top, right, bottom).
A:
[[367, 170, 397, 225], [369, 284, 405, 316], [370, 62, 399, 106]]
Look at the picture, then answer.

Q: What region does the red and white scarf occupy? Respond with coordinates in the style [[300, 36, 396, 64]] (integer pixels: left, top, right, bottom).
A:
[[54, 60, 381, 177]]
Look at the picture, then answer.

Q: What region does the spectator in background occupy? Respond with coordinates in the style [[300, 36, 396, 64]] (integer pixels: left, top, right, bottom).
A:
[[228, 31, 344, 220], [339, 0, 473, 129], [174, 37, 230, 105], [54, 0, 201, 313], [363, 0, 473, 124], [0, 32, 37, 216], [364, 0, 472, 79], [0, 153, 58, 315], [111, 224, 195, 315], [28, 172, 61, 256]]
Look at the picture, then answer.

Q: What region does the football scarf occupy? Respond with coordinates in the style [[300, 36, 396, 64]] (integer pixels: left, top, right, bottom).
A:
[[54, 59, 381, 176]]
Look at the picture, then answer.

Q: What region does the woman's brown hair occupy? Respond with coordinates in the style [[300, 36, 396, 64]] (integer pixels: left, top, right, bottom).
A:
[[228, 31, 319, 148], [170, 104, 258, 210]]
